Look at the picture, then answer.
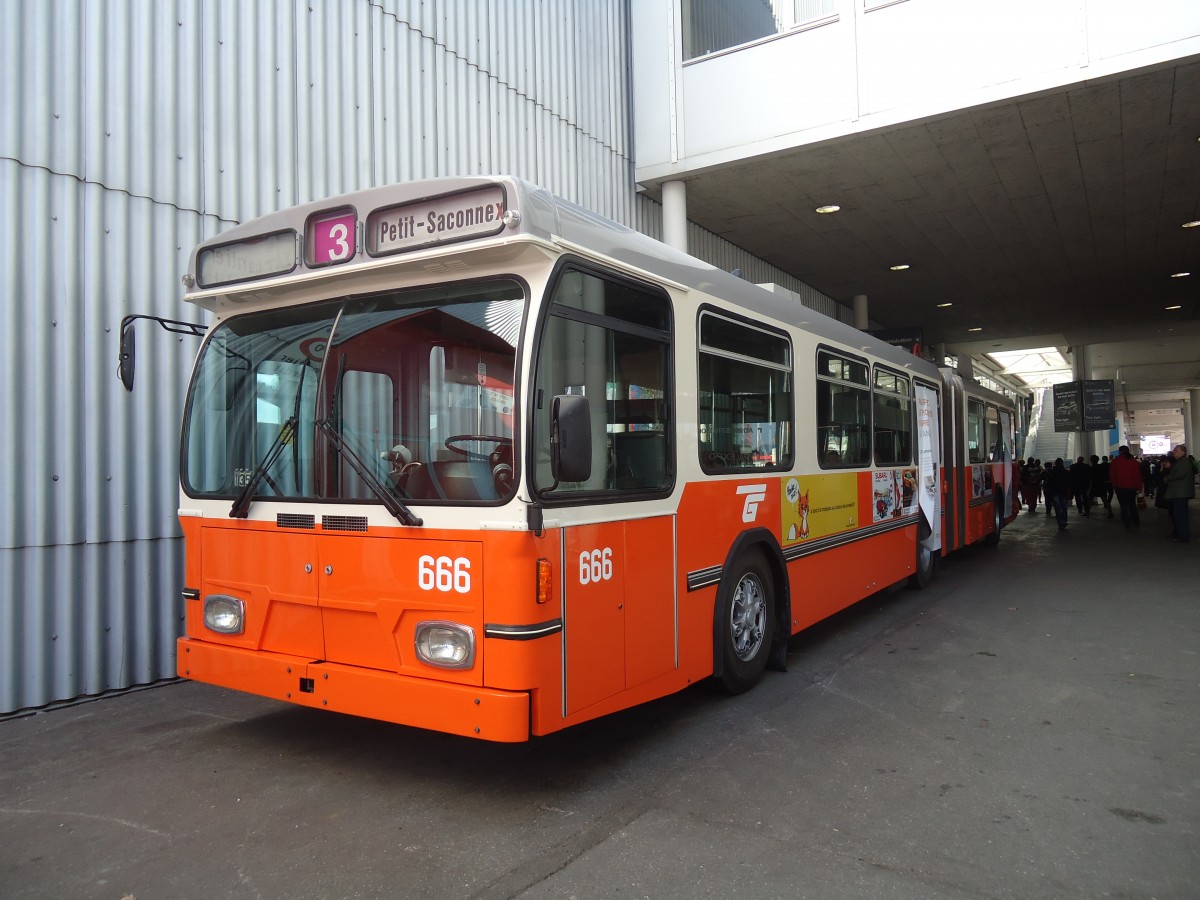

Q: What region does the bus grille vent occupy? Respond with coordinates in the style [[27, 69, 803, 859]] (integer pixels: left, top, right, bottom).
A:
[[322, 515, 369, 532], [276, 513, 315, 529]]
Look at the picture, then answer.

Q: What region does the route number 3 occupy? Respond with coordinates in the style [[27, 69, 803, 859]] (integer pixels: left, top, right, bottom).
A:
[[578, 548, 613, 585], [418, 555, 471, 593], [313, 212, 356, 264]]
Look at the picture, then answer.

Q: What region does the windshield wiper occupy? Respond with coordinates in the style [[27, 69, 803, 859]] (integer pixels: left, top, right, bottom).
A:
[[316, 418, 423, 527], [230, 417, 297, 518]]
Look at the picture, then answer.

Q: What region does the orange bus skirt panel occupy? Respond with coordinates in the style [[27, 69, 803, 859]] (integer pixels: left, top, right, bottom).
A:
[[177, 638, 531, 742]]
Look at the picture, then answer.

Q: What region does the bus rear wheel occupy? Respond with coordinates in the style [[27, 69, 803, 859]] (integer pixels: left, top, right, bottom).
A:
[[717, 551, 776, 694], [983, 497, 1003, 546], [908, 540, 938, 589]]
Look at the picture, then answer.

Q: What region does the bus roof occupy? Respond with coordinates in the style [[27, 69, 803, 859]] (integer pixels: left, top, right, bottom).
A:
[[185, 175, 940, 379]]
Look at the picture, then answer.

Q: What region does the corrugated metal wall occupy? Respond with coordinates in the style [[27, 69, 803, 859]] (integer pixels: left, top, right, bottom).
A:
[[0, 0, 839, 715]]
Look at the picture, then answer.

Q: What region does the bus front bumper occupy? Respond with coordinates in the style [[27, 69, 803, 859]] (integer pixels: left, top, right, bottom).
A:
[[177, 638, 530, 742]]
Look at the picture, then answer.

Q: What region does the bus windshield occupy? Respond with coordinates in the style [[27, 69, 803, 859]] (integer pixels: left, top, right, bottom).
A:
[[183, 279, 524, 506]]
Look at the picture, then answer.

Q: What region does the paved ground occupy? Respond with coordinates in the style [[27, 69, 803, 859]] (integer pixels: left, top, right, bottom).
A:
[[2, 503, 1198, 899]]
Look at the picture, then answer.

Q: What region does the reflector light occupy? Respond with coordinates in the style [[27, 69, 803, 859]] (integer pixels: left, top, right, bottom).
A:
[[536, 558, 553, 604]]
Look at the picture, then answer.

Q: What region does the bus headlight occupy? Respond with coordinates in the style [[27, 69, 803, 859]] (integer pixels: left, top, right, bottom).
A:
[[414, 621, 476, 669], [203, 594, 246, 634]]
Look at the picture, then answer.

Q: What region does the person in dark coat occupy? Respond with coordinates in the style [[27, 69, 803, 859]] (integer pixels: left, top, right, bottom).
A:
[[1070, 456, 1091, 516], [1163, 444, 1196, 542], [1046, 458, 1072, 530], [1041, 460, 1056, 516], [1020, 458, 1041, 513], [1090, 454, 1112, 518]]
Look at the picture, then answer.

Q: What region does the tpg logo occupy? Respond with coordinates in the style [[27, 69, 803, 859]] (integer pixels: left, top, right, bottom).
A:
[[736, 484, 768, 523]]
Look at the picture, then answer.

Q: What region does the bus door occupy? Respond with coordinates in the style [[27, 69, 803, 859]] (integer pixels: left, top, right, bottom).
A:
[[998, 409, 1014, 516], [562, 516, 676, 716], [915, 380, 942, 553], [939, 371, 967, 552]]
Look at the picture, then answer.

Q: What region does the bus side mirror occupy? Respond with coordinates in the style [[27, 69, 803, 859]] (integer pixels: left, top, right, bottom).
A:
[[551, 394, 591, 484], [119, 320, 136, 391], [116, 314, 205, 393]]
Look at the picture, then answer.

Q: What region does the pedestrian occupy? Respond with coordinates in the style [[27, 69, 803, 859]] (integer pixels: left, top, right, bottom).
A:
[[1163, 443, 1195, 542], [1109, 445, 1142, 529], [1012, 458, 1024, 513], [1020, 458, 1041, 513], [1070, 456, 1091, 516], [1152, 456, 1170, 511], [1041, 460, 1055, 516], [1090, 454, 1113, 518], [1046, 458, 1071, 530]]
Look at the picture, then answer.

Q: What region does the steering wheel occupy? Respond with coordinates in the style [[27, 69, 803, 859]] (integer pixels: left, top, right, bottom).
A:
[[443, 434, 512, 459], [444, 435, 515, 496]]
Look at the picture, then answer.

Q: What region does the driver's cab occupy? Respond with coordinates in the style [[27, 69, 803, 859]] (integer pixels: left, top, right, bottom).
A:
[[324, 305, 516, 505], [393, 436, 513, 501]]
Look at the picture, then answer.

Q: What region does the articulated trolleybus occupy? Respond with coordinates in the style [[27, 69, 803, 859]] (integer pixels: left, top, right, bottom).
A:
[[143, 176, 1016, 741]]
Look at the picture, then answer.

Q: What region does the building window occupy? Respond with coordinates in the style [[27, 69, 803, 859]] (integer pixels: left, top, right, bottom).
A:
[[683, 0, 838, 62], [698, 312, 793, 473]]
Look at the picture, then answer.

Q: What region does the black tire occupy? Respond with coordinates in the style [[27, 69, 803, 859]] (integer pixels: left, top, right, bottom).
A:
[[717, 551, 776, 694], [983, 497, 1003, 546], [908, 540, 938, 589]]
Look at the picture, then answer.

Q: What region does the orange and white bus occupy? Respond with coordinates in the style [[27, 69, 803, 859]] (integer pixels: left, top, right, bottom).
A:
[[124, 176, 1016, 741]]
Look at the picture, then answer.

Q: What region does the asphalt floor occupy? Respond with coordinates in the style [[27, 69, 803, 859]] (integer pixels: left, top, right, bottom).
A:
[[2, 499, 1198, 899]]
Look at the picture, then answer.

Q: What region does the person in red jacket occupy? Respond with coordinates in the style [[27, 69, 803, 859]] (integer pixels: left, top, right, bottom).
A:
[[1109, 445, 1142, 529]]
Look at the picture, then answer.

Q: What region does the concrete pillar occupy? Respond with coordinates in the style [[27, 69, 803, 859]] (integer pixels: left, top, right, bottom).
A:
[[957, 353, 974, 382], [1072, 344, 1089, 459], [1186, 389, 1200, 452], [934, 343, 947, 367], [662, 180, 688, 252], [852, 294, 869, 330]]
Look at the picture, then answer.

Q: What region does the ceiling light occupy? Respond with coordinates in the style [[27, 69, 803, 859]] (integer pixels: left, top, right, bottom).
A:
[[1165, 304, 1182, 310], [968, 327, 983, 332], [1170, 272, 1191, 278], [936, 302, 952, 308], [1183, 220, 1200, 229], [815, 205, 840, 214], [890, 264, 910, 271]]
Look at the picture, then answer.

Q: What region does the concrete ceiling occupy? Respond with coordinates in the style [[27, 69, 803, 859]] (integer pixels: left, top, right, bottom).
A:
[[640, 56, 1200, 398]]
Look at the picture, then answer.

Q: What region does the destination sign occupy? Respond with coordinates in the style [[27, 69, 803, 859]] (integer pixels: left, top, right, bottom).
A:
[[197, 230, 297, 287], [367, 185, 507, 256]]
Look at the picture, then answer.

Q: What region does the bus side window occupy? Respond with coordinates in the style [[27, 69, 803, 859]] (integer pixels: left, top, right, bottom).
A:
[[816, 349, 870, 467], [985, 404, 1003, 461], [872, 368, 912, 467], [533, 267, 673, 497], [967, 399, 987, 464], [697, 312, 792, 474]]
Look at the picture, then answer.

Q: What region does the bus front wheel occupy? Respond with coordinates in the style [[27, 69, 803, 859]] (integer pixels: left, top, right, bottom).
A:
[[717, 551, 776, 694]]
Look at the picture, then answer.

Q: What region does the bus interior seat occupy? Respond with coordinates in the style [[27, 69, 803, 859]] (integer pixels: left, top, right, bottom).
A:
[[613, 431, 666, 489]]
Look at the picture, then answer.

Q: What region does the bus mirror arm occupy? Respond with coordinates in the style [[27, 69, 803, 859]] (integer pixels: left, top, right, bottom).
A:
[[550, 395, 592, 486], [118, 314, 206, 391], [527, 502, 544, 537]]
